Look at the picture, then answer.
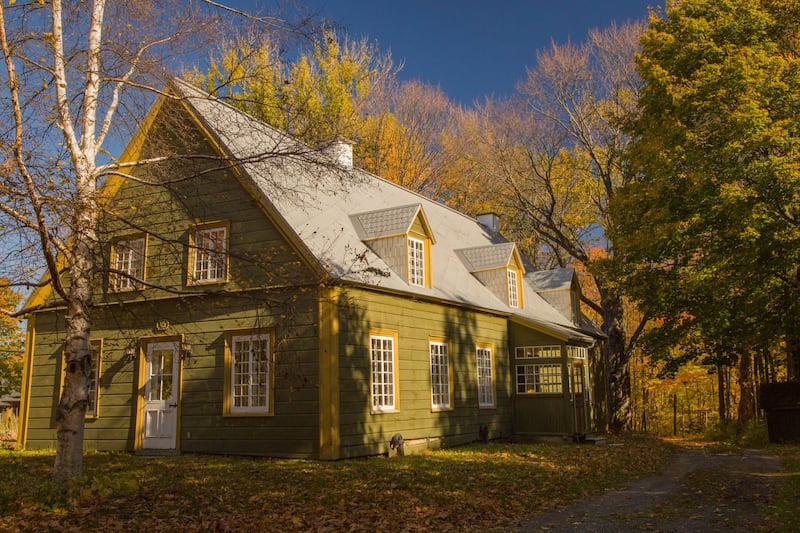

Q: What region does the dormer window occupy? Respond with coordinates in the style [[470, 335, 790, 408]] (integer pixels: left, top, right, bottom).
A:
[[408, 237, 425, 287], [457, 242, 525, 309], [350, 204, 435, 289], [507, 269, 519, 308]]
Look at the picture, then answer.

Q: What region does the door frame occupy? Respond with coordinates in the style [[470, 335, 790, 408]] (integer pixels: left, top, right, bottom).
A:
[[571, 361, 589, 436], [134, 335, 184, 451]]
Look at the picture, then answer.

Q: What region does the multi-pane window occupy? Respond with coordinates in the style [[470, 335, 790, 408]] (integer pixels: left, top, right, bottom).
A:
[[567, 346, 588, 359], [193, 225, 227, 283], [408, 237, 425, 287], [430, 341, 450, 409], [370, 335, 397, 412], [516, 364, 563, 394], [111, 236, 145, 291], [515, 345, 562, 359], [507, 269, 519, 308], [146, 346, 174, 402], [476, 346, 494, 407], [230, 333, 271, 414]]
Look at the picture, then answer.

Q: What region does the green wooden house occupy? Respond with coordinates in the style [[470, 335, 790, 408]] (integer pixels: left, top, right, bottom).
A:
[[17, 80, 604, 458]]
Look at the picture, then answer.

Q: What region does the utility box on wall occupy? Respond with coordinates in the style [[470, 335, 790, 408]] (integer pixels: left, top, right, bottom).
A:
[[759, 382, 800, 443]]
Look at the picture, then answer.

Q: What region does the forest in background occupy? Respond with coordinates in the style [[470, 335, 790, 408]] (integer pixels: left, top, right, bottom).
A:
[[186, 0, 799, 435], [1, 1, 798, 478]]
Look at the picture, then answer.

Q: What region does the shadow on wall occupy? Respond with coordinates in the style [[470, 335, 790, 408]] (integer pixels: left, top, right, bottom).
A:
[[336, 289, 511, 458]]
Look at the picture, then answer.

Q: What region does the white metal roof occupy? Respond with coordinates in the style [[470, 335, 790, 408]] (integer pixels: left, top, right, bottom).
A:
[[174, 80, 599, 343]]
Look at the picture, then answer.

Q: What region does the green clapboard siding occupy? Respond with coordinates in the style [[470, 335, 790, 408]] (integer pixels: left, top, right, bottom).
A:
[[24, 287, 322, 454], [507, 320, 577, 436], [335, 287, 512, 457], [22, 102, 326, 455]]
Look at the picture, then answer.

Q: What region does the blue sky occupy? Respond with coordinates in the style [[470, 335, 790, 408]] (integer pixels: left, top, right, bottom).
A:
[[297, 0, 658, 104]]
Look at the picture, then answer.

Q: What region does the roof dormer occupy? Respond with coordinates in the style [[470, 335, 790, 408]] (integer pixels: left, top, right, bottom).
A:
[[456, 242, 525, 308], [527, 268, 581, 325], [351, 204, 435, 288]]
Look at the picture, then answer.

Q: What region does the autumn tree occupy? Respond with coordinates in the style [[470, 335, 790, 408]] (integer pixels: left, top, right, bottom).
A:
[[195, 30, 467, 200], [610, 0, 800, 422], [195, 29, 397, 147], [457, 21, 647, 431], [359, 79, 460, 198], [0, 281, 23, 396], [0, 0, 324, 480]]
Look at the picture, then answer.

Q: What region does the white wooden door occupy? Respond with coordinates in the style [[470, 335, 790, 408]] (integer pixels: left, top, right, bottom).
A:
[[142, 342, 180, 449]]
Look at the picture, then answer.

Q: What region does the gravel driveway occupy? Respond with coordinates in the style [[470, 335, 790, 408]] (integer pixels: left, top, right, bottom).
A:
[[519, 445, 783, 532]]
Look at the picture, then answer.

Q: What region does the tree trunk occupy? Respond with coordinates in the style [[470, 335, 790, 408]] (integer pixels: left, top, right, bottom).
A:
[[737, 353, 755, 425], [599, 288, 631, 433], [717, 363, 726, 422], [54, 225, 95, 480]]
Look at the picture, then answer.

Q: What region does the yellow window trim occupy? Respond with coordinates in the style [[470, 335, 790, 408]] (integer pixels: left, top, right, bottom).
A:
[[368, 328, 400, 414], [109, 232, 148, 293], [187, 220, 230, 286], [507, 267, 524, 308], [428, 335, 454, 412], [406, 234, 433, 288], [476, 341, 497, 409], [223, 327, 275, 417]]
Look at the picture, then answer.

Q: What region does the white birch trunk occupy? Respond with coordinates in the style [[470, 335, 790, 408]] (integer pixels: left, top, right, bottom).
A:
[[50, 0, 104, 481]]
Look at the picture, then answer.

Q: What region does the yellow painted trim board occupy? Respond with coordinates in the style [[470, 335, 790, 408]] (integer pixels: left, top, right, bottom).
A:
[[133, 334, 183, 451], [318, 286, 340, 460], [17, 317, 36, 449]]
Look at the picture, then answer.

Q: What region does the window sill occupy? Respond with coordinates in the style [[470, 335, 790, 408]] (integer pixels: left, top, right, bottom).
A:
[[223, 411, 274, 417], [370, 408, 399, 415]]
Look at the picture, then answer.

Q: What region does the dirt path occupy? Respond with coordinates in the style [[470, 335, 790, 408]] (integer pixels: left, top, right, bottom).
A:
[[519, 445, 783, 532]]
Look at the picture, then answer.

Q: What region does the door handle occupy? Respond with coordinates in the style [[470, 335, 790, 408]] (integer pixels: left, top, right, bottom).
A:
[[167, 402, 178, 408]]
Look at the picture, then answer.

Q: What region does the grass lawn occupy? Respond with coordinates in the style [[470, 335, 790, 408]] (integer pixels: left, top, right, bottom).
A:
[[767, 443, 800, 530], [1, 436, 671, 532]]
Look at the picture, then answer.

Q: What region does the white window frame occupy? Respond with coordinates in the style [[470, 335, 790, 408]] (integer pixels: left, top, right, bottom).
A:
[[192, 224, 227, 284], [567, 346, 588, 359], [430, 340, 451, 409], [515, 345, 562, 359], [516, 363, 563, 394], [507, 268, 519, 308], [229, 333, 271, 414], [476, 345, 495, 408], [408, 237, 425, 287], [370, 334, 397, 412], [111, 235, 146, 291]]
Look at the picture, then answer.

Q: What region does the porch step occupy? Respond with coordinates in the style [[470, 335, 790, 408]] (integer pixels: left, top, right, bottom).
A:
[[135, 449, 180, 457], [583, 434, 607, 445]]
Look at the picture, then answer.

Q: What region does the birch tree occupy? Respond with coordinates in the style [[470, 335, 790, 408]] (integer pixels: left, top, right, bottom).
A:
[[0, 0, 313, 480]]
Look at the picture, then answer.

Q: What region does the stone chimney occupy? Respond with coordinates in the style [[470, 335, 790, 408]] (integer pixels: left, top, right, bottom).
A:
[[321, 138, 353, 169], [477, 212, 500, 234]]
